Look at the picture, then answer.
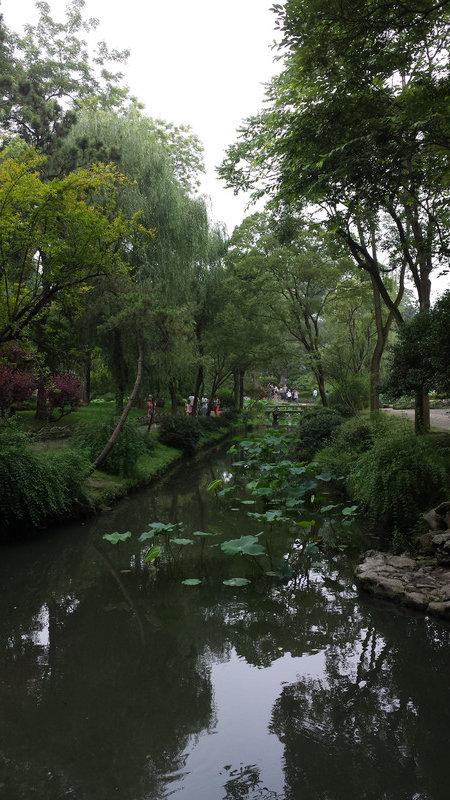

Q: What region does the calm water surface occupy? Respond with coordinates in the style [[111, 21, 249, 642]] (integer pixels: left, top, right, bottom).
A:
[[1, 444, 449, 800]]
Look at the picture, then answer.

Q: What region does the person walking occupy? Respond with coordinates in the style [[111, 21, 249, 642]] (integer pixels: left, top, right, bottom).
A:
[[201, 394, 208, 415], [213, 395, 220, 416], [312, 388, 318, 403]]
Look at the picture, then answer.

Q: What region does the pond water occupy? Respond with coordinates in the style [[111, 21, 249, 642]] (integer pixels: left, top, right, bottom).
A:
[[1, 442, 449, 800]]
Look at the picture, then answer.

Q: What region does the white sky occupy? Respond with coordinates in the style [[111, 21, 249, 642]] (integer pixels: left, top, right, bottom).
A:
[[1, 0, 280, 235]]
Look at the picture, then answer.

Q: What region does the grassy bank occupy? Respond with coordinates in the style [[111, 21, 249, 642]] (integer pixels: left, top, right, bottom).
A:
[[1, 404, 250, 537], [87, 440, 182, 507]]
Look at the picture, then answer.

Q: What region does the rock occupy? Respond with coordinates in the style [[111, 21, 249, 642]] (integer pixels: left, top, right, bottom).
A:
[[403, 591, 428, 611], [424, 502, 450, 531], [416, 532, 435, 555], [355, 502, 450, 620], [427, 601, 450, 619]]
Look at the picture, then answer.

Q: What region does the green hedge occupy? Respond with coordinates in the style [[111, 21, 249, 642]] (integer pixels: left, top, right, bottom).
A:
[[0, 422, 90, 530]]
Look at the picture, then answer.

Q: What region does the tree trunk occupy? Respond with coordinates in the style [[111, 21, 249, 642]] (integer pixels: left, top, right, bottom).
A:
[[169, 380, 178, 415], [91, 335, 143, 472], [233, 371, 240, 410], [81, 350, 91, 404], [193, 365, 203, 415], [316, 369, 328, 406], [35, 379, 48, 420], [239, 370, 245, 410], [414, 389, 430, 435], [115, 387, 124, 415]]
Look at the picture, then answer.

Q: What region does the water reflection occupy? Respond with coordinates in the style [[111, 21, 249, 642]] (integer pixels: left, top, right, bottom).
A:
[[0, 446, 449, 800]]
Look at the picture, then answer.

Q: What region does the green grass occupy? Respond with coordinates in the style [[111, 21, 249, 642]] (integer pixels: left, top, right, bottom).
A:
[[87, 441, 182, 505], [15, 402, 144, 431]]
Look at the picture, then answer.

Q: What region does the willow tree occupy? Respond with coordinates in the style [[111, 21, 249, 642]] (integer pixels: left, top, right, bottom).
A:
[[66, 109, 217, 411]]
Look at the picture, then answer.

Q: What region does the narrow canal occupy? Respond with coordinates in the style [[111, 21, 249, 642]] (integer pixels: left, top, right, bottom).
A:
[[1, 442, 449, 800]]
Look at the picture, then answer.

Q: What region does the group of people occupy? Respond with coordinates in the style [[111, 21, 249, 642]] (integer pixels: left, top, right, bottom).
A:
[[186, 394, 220, 417], [268, 383, 300, 403]]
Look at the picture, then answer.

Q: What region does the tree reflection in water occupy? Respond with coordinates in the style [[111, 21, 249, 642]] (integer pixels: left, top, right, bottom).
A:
[[223, 763, 282, 799], [1, 446, 449, 800]]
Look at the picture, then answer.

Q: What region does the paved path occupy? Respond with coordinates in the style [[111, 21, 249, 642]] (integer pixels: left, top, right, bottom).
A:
[[382, 407, 450, 431]]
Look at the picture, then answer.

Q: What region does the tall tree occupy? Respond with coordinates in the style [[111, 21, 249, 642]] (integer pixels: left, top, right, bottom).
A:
[[0, 0, 130, 156], [220, 0, 450, 430], [0, 146, 145, 346], [225, 213, 348, 404]]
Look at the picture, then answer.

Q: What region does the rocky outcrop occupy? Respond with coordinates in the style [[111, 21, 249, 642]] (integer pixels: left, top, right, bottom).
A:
[[354, 503, 450, 620]]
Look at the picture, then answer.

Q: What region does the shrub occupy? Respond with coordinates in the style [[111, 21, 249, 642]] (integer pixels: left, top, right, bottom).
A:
[[0, 421, 90, 530], [158, 416, 201, 453], [217, 387, 234, 409], [347, 419, 446, 532], [328, 375, 369, 415], [291, 407, 345, 461], [315, 415, 375, 478], [72, 417, 145, 476]]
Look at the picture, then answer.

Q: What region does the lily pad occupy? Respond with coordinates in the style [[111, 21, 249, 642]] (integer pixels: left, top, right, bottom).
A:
[[181, 578, 202, 586], [192, 530, 216, 537], [103, 531, 132, 544], [138, 530, 156, 542], [342, 505, 358, 516], [223, 578, 251, 587], [220, 535, 266, 557], [172, 538, 193, 546]]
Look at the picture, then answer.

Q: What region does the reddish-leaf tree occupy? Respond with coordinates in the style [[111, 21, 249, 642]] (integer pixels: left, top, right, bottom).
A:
[[46, 372, 83, 420], [0, 367, 36, 415]]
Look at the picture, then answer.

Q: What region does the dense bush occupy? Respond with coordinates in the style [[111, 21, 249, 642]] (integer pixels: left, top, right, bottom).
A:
[[347, 419, 446, 531], [315, 415, 375, 478], [217, 387, 234, 409], [158, 416, 202, 453], [328, 375, 369, 415], [291, 407, 345, 461], [72, 417, 145, 476], [0, 422, 90, 530]]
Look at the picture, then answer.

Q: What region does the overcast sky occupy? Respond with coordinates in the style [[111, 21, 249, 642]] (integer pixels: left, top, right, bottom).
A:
[[1, 0, 279, 234]]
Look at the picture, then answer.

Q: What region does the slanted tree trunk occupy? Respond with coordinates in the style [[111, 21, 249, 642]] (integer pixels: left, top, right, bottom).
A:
[[313, 360, 327, 406], [91, 335, 143, 472], [369, 282, 396, 413]]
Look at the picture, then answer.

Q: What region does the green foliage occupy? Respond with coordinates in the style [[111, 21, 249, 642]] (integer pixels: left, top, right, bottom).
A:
[[385, 294, 450, 398], [291, 407, 345, 461], [0, 421, 90, 530], [158, 416, 201, 453], [72, 417, 145, 477], [315, 415, 375, 479], [347, 419, 446, 531], [217, 387, 234, 409], [328, 375, 369, 415]]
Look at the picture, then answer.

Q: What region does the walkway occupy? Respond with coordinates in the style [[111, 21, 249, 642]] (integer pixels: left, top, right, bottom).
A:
[[382, 407, 450, 431]]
